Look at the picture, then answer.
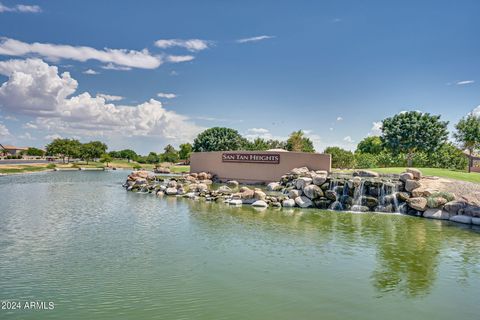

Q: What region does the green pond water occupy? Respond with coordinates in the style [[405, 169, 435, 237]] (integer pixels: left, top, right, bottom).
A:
[[1, 171, 479, 320]]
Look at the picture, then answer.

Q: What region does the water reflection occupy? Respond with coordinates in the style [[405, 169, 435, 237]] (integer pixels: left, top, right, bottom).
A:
[[185, 199, 480, 297]]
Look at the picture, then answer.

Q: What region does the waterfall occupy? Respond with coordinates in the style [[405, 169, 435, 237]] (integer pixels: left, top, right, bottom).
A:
[[351, 179, 366, 212], [376, 182, 401, 213], [328, 179, 343, 210]]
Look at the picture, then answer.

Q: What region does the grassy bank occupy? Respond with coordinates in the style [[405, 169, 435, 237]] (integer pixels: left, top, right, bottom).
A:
[[0, 161, 190, 175], [0, 165, 51, 174], [368, 167, 480, 184]]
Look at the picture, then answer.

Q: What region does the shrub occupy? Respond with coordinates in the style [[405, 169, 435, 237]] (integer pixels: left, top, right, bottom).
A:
[[429, 192, 455, 202], [133, 164, 142, 170], [354, 153, 378, 168], [324, 147, 355, 169], [376, 151, 405, 167], [46, 163, 56, 169]]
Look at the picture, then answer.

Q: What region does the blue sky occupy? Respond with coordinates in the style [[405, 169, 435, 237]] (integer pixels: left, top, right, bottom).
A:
[[0, 0, 479, 154]]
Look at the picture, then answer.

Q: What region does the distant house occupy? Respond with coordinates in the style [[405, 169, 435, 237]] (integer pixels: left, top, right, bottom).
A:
[[1, 145, 28, 156]]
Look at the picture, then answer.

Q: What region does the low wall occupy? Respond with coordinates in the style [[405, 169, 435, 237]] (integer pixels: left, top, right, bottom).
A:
[[190, 151, 331, 183], [469, 156, 480, 173], [470, 166, 480, 173]]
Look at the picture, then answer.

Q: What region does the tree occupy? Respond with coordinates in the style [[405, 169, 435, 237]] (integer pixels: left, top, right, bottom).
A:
[[178, 143, 193, 160], [286, 130, 315, 152], [193, 127, 248, 152], [324, 146, 355, 168], [46, 138, 82, 163], [119, 149, 138, 162], [454, 114, 480, 172], [266, 139, 287, 150], [356, 136, 383, 154], [108, 151, 121, 158], [26, 147, 45, 157], [80, 141, 107, 164], [381, 111, 448, 167], [145, 152, 160, 164], [160, 144, 179, 163], [100, 153, 112, 167], [354, 153, 378, 168], [245, 138, 270, 151]]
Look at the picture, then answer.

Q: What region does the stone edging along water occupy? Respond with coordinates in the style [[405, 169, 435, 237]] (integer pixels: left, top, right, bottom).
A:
[[123, 167, 480, 227]]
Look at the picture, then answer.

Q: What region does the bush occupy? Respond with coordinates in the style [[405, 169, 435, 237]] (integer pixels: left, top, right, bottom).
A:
[[133, 164, 142, 170], [375, 151, 406, 167], [324, 147, 355, 169], [429, 192, 455, 202], [424, 143, 468, 170], [46, 163, 56, 169], [354, 153, 378, 168]]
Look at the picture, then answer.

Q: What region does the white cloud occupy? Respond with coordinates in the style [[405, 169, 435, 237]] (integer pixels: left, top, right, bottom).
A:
[[0, 123, 10, 136], [101, 63, 132, 71], [0, 3, 41, 13], [0, 114, 17, 120], [245, 128, 273, 140], [83, 69, 99, 75], [19, 132, 35, 140], [23, 122, 38, 129], [329, 127, 333, 131], [336, 116, 343, 121], [166, 55, 195, 63], [247, 128, 269, 134], [470, 105, 480, 117], [16, 4, 41, 13], [343, 136, 354, 143], [157, 92, 177, 99], [170, 70, 179, 76], [369, 121, 382, 136], [236, 35, 275, 43], [154, 39, 211, 52], [0, 58, 203, 142], [0, 38, 162, 69], [44, 133, 62, 140], [96, 94, 124, 102], [456, 80, 474, 85]]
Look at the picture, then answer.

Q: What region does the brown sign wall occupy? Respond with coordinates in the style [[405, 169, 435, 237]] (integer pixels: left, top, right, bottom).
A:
[[190, 151, 331, 183]]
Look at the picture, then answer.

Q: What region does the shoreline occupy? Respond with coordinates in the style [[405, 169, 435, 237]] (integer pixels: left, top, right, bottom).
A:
[[124, 168, 480, 228]]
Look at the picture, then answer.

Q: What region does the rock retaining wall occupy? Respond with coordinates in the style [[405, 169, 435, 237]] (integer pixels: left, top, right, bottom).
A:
[[123, 167, 480, 227]]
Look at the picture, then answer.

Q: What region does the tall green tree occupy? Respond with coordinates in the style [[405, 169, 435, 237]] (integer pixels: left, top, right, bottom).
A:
[[178, 143, 193, 160], [356, 136, 383, 154], [119, 149, 138, 162], [26, 147, 45, 157], [160, 144, 179, 163], [46, 138, 82, 163], [286, 130, 315, 152], [454, 114, 480, 172], [100, 153, 112, 167], [145, 152, 160, 164], [80, 141, 107, 164], [193, 127, 248, 152], [246, 138, 270, 151], [324, 146, 355, 168], [381, 111, 448, 166], [108, 150, 121, 158], [266, 139, 287, 150]]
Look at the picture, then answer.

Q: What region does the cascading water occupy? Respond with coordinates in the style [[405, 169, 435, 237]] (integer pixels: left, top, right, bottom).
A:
[[328, 179, 343, 210], [374, 182, 404, 213], [351, 179, 366, 212]]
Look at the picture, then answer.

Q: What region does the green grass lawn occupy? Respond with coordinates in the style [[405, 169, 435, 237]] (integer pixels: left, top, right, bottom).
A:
[[369, 167, 480, 184], [0, 165, 50, 174], [170, 165, 190, 173]]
